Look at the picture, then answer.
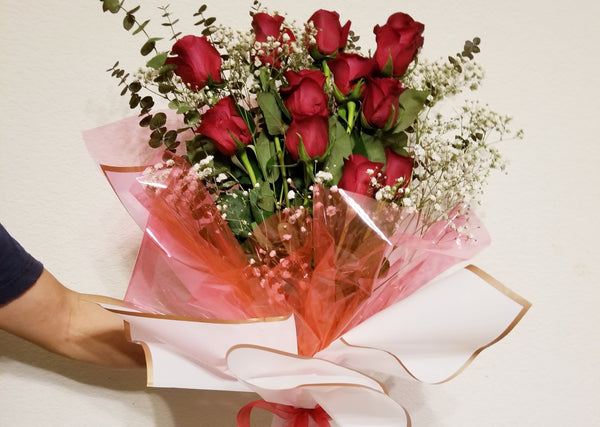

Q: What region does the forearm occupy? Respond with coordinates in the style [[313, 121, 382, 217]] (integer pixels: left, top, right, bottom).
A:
[[0, 269, 145, 368]]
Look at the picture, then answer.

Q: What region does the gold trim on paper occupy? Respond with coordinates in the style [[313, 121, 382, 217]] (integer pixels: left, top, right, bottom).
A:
[[340, 265, 531, 384], [100, 164, 148, 174], [84, 294, 293, 324], [138, 341, 154, 387], [83, 294, 155, 386], [103, 308, 293, 324], [82, 294, 129, 307], [226, 344, 388, 394], [227, 344, 412, 424]]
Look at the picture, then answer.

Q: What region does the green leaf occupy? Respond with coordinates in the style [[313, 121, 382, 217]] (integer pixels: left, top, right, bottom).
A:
[[132, 19, 150, 36], [140, 96, 154, 110], [158, 83, 174, 94], [255, 132, 279, 183], [378, 131, 409, 156], [396, 89, 429, 131], [139, 115, 152, 127], [362, 133, 386, 163], [258, 67, 270, 91], [221, 190, 253, 239], [249, 185, 275, 220], [184, 110, 201, 127], [257, 91, 284, 136], [140, 40, 155, 56], [158, 63, 177, 75], [325, 118, 353, 184], [128, 81, 142, 93], [149, 112, 167, 130], [168, 100, 193, 114], [102, 0, 120, 14], [123, 14, 136, 31], [129, 93, 141, 109]]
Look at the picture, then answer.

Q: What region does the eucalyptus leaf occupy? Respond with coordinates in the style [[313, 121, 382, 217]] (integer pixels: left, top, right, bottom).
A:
[[139, 115, 152, 127], [184, 110, 201, 127], [158, 83, 173, 94], [123, 14, 135, 31], [140, 96, 154, 110], [129, 93, 141, 109], [140, 40, 155, 56], [149, 112, 167, 130], [102, 0, 120, 14], [129, 81, 142, 93], [132, 19, 150, 36]]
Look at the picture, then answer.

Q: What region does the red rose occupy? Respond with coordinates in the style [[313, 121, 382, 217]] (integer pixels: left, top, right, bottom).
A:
[[281, 69, 329, 118], [251, 13, 296, 67], [165, 35, 222, 91], [328, 52, 377, 96], [360, 77, 405, 129], [373, 12, 424, 77], [198, 97, 252, 156], [384, 148, 413, 195], [285, 116, 329, 160], [337, 154, 384, 196], [252, 13, 285, 42], [307, 9, 351, 56]]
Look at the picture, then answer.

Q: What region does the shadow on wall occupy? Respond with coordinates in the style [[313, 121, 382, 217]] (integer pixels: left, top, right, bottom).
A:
[[0, 331, 433, 425], [0, 331, 147, 390], [0, 331, 271, 426]]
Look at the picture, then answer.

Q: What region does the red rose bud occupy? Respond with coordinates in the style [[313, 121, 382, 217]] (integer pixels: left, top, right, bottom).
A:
[[384, 148, 413, 196], [373, 12, 424, 77], [252, 13, 296, 67], [285, 116, 329, 160], [198, 97, 252, 156], [252, 13, 285, 41], [281, 69, 329, 118], [328, 52, 377, 97], [360, 77, 405, 129], [337, 154, 384, 196], [165, 35, 222, 91], [307, 9, 351, 56]]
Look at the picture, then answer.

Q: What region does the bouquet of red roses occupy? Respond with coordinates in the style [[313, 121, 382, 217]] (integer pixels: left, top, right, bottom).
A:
[[86, 2, 528, 425]]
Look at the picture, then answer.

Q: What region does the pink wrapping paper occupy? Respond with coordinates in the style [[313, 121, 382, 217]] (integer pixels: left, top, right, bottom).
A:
[[85, 115, 490, 356]]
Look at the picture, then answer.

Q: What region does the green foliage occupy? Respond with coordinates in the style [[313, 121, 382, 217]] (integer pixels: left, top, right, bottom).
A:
[[101, 0, 121, 14], [257, 92, 285, 136], [324, 118, 353, 184], [255, 132, 280, 183], [396, 89, 429, 132], [99, 4, 518, 239]]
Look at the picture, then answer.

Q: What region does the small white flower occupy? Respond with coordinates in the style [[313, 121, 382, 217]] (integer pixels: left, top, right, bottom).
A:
[[314, 171, 333, 183], [215, 173, 228, 183], [287, 190, 296, 200]]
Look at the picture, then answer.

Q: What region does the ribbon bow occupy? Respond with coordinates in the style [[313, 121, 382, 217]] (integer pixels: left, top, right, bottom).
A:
[[237, 400, 331, 427]]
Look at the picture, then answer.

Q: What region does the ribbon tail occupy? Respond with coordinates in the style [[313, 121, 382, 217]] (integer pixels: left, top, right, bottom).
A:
[[237, 400, 331, 427]]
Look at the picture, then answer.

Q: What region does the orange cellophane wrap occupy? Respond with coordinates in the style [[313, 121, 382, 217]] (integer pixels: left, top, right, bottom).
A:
[[123, 152, 490, 356]]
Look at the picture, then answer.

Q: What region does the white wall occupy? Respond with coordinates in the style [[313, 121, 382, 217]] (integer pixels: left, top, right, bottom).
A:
[[1, 0, 598, 426]]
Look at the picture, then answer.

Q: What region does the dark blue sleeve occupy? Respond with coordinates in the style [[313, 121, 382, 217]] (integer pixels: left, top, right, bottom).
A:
[[0, 223, 44, 306]]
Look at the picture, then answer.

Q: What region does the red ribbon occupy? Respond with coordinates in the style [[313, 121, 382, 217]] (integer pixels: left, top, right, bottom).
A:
[[237, 400, 331, 427]]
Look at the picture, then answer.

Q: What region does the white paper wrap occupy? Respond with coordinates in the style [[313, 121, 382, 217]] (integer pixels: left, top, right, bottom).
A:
[[97, 264, 529, 426]]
